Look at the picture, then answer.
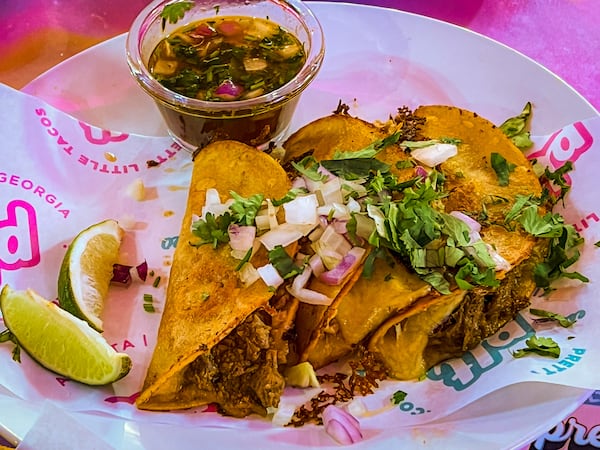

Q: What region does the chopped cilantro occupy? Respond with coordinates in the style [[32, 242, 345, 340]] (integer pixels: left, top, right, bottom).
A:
[[268, 245, 304, 279], [499, 102, 534, 150], [333, 131, 402, 159], [160, 1, 194, 30], [512, 335, 560, 359], [529, 308, 577, 328], [0, 329, 21, 362], [490, 152, 516, 186], [321, 157, 390, 180], [235, 248, 253, 271], [541, 161, 574, 205], [190, 212, 233, 248], [271, 188, 308, 206], [291, 155, 327, 182], [229, 191, 264, 226], [391, 390, 408, 405]]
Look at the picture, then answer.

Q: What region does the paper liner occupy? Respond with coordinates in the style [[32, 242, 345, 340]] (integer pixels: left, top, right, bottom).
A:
[[1, 82, 599, 442]]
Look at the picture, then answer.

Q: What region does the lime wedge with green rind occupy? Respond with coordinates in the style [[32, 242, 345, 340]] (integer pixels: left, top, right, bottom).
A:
[[0, 285, 131, 385], [57, 219, 123, 332]]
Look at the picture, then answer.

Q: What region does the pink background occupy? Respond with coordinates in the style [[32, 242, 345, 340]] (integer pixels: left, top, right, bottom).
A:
[[0, 0, 599, 448]]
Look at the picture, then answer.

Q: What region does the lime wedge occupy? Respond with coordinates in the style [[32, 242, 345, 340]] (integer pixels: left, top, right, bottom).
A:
[[57, 219, 123, 332], [0, 285, 132, 385]]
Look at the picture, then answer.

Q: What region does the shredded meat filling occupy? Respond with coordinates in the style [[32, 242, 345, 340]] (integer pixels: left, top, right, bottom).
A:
[[185, 310, 285, 418]]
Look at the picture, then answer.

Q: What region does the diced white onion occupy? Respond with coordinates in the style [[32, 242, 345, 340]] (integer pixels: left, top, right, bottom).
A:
[[317, 202, 350, 220], [346, 197, 362, 213], [366, 204, 388, 238], [284, 194, 318, 225], [238, 262, 261, 287], [289, 287, 333, 305], [258, 222, 316, 250], [270, 401, 298, 428], [319, 177, 344, 205], [410, 142, 458, 167], [257, 263, 284, 288], [486, 243, 512, 272], [228, 224, 256, 252], [267, 199, 279, 230], [312, 225, 352, 270], [308, 253, 325, 277]]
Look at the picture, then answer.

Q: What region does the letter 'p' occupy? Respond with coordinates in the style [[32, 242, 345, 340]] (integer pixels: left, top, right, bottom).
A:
[[0, 200, 40, 284]]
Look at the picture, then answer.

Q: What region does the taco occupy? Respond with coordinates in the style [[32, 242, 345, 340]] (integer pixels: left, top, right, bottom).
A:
[[136, 140, 295, 417], [368, 105, 548, 379], [284, 112, 426, 366], [283, 105, 549, 380]]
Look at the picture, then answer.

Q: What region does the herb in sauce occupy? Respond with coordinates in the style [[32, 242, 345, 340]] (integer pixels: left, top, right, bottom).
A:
[[148, 16, 306, 101]]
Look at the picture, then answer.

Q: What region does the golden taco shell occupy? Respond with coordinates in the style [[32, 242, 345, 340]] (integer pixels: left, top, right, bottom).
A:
[[136, 141, 292, 416]]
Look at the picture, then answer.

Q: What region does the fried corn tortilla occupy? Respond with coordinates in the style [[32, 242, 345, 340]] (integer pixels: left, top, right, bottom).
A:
[[367, 105, 548, 379], [285, 113, 423, 365], [285, 105, 546, 379], [136, 141, 293, 416]]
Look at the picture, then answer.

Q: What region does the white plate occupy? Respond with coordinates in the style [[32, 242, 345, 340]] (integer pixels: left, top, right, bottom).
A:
[[4, 2, 597, 449]]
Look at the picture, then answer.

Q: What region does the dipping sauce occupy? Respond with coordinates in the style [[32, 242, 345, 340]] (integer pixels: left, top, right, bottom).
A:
[[148, 16, 307, 102], [127, 0, 324, 151]]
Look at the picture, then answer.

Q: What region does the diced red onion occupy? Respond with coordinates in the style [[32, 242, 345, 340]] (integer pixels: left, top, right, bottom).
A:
[[216, 20, 243, 37], [111, 260, 149, 285], [323, 405, 363, 445], [292, 176, 307, 190], [214, 79, 244, 100], [414, 165, 429, 179], [450, 211, 481, 234], [410, 142, 458, 167], [191, 23, 216, 37], [313, 225, 352, 270], [317, 164, 336, 181], [228, 224, 256, 252], [257, 263, 284, 288], [319, 247, 365, 286], [331, 219, 348, 234], [111, 263, 132, 286]]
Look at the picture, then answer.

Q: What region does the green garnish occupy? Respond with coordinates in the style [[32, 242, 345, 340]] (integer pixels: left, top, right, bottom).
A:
[[541, 161, 574, 204], [143, 293, 153, 303], [269, 245, 304, 279], [499, 101, 534, 150], [530, 308, 577, 328], [190, 212, 233, 248], [490, 152, 516, 186], [271, 188, 309, 207], [503, 194, 587, 292], [201, 292, 210, 301], [401, 137, 461, 149], [152, 276, 161, 288], [391, 390, 408, 405], [512, 335, 560, 359], [235, 248, 253, 271], [229, 191, 264, 226], [291, 155, 327, 182], [333, 131, 402, 159], [160, 1, 194, 30]]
